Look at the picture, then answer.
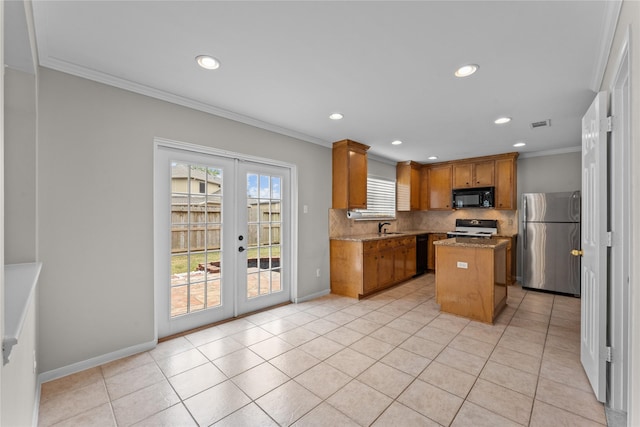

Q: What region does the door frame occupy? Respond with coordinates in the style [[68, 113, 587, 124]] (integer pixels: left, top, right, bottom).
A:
[[607, 26, 631, 413], [153, 138, 298, 340]]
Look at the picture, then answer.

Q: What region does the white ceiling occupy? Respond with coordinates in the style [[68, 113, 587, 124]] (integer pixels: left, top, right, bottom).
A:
[[7, 1, 620, 164]]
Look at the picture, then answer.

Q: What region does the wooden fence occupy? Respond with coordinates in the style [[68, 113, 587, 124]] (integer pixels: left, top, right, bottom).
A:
[[171, 204, 280, 253]]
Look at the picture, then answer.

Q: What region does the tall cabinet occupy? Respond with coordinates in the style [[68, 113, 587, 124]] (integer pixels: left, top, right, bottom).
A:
[[494, 156, 517, 210], [396, 161, 421, 211], [332, 139, 369, 209]]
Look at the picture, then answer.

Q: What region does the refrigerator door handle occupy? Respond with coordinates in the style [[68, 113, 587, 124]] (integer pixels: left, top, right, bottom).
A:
[[522, 197, 527, 247]]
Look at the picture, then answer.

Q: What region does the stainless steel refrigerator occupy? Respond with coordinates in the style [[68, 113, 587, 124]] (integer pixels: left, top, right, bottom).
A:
[[522, 191, 581, 296]]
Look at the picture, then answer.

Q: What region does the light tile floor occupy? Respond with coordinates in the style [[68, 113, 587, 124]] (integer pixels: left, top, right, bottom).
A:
[[38, 274, 607, 426]]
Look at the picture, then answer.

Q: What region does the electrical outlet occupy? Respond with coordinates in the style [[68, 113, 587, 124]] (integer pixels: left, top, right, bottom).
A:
[[33, 350, 37, 374], [316, 268, 321, 278], [303, 205, 308, 214], [508, 219, 514, 226]]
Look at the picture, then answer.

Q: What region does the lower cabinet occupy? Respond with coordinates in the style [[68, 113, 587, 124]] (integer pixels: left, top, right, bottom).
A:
[[427, 233, 449, 270], [497, 236, 517, 285], [330, 236, 417, 298]]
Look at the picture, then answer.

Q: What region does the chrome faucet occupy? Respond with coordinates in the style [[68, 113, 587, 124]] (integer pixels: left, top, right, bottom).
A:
[[378, 222, 391, 234]]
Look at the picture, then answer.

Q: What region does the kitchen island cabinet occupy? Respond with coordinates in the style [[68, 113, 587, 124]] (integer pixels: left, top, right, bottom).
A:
[[434, 237, 508, 323], [330, 235, 416, 299], [427, 233, 448, 270]]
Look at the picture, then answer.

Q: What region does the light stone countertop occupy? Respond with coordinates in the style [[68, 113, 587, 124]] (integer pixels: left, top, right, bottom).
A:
[[433, 237, 509, 249], [331, 230, 517, 242], [331, 230, 441, 242]]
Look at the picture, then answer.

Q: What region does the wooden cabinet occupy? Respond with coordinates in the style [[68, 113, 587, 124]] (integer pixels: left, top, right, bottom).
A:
[[453, 161, 494, 188], [330, 235, 416, 298], [423, 165, 453, 210], [362, 242, 379, 294], [497, 236, 517, 285], [422, 152, 517, 211], [435, 241, 508, 323], [427, 233, 448, 270], [396, 161, 421, 211], [377, 238, 395, 288], [332, 139, 369, 210], [494, 156, 517, 209], [393, 237, 417, 279]]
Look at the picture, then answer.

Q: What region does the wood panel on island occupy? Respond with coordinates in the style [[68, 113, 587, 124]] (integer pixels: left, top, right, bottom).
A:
[[434, 238, 508, 324]]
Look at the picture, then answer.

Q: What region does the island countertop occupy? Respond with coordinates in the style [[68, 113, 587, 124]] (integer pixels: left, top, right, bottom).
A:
[[433, 237, 509, 249]]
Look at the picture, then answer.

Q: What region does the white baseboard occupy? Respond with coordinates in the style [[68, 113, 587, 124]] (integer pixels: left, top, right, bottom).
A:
[[37, 339, 157, 385], [294, 288, 330, 303]]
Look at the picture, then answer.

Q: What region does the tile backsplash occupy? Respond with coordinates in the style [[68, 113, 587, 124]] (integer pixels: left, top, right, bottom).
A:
[[329, 208, 518, 238]]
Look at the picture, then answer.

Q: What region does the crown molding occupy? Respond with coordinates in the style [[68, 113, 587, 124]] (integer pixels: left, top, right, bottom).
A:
[[519, 145, 581, 159], [39, 56, 332, 149]]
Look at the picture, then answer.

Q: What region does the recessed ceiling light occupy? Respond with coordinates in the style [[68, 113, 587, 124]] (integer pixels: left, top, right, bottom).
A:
[[513, 142, 526, 147], [196, 55, 220, 70], [329, 113, 344, 120], [494, 117, 512, 124], [391, 140, 403, 145], [454, 64, 479, 77], [428, 156, 438, 160]]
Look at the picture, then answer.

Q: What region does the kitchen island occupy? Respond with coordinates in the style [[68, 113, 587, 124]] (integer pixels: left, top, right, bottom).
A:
[[433, 237, 508, 323]]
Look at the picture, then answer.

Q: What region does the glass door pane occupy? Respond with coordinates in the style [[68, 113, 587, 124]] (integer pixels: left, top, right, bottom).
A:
[[170, 163, 224, 316], [237, 163, 289, 314]]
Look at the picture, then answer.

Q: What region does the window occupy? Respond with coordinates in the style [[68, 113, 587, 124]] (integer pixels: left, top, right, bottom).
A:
[[352, 175, 396, 219]]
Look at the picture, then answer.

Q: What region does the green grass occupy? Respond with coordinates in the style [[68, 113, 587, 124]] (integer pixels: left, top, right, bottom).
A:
[[171, 246, 280, 274]]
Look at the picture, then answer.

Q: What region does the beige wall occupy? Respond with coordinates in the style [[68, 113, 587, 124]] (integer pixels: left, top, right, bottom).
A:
[[37, 68, 333, 373], [517, 151, 581, 197], [4, 68, 37, 263]]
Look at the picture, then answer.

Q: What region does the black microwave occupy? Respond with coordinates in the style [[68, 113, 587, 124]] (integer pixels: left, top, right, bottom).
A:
[[452, 187, 494, 208]]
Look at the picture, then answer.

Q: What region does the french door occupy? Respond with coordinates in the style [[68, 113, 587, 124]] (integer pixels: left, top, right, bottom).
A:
[[155, 141, 293, 338]]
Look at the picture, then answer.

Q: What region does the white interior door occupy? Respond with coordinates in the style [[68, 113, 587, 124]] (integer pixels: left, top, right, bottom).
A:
[[580, 91, 608, 402]]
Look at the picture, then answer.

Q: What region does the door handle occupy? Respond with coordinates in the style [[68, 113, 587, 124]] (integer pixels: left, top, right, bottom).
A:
[[570, 249, 583, 257], [238, 246, 245, 252]]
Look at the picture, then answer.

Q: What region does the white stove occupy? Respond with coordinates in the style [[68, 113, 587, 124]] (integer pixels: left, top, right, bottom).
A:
[[447, 219, 498, 238]]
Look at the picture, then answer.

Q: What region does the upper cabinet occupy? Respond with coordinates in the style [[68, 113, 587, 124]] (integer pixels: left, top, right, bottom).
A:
[[453, 160, 495, 188], [422, 152, 518, 211], [494, 154, 518, 209], [422, 164, 453, 210], [332, 139, 369, 210], [396, 161, 421, 211]]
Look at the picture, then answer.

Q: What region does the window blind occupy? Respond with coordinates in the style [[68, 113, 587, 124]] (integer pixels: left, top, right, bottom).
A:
[[352, 176, 396, 219]]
